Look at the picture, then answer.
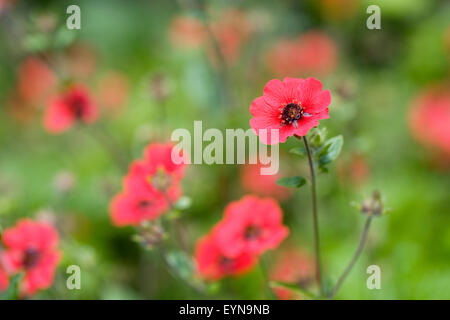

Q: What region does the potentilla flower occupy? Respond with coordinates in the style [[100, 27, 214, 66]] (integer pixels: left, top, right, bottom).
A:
[[169, 16, 206, 50], [240, 162, 291, 200], [195, 233, 257, 280], [0, 261, 9, 292], [213, 195, 289, 257], [110, 188, 173, 227], [110, 143, 185, 226], [1, 219, 61, 296], [408, 85, 450, 156], [97, 71, 129, 112], [250, 77, 331, 144], [43, 84, 98, 134], [270, 248, 314, 300]]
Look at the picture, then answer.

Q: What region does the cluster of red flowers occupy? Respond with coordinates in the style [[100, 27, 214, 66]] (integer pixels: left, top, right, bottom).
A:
[[0, 219, 61, 296], [195, 195, 289, 280], [267, 31, 337, 78], [110, 143, 185, 226]]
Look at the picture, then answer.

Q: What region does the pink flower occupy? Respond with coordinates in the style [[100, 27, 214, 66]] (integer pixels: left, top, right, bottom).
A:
[[0, 262, 9, 292], [240, 162, 291, 200], [250, 77, 331, 144], [270, 248, 314, 300], [110, 143, 185, 226], [408, 84, 450, 156], [169, 16, 206, 50], [195, 233, 256, 280], [1, 219, 61, 296], [213, 195, 289, 257], [43, 84, 98, 134], [97, 71, 129, 112]]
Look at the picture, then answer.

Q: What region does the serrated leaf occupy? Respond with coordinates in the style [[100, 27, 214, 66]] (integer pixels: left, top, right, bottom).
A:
[[318, 135, 343, 166], [290, 147, 307, 157], [277, 176, 306, 188], [269, 281, 316, 299]]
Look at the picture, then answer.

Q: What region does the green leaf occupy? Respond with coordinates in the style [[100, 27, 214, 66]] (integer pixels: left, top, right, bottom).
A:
[[276, 176, 307, 188], [289, 147, 307, 157], [318, 135, 344, 166], [0, 273, 23, 300], [269, 281, 316, 299]]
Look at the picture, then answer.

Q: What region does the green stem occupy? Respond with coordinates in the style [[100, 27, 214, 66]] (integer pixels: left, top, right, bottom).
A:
[[298, 134, 324, 296], [327, 215, 373, 299]]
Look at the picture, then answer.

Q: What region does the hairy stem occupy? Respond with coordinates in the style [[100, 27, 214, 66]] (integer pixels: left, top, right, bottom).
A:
[[328, 215, 373, 299], [298, 135, 324, 296]]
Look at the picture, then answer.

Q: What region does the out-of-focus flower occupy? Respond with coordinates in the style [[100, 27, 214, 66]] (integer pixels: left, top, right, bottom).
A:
[[17, 57, 57, 105], [1, 219, 61, 296], [317, 0, 361, 22], [195, 233, 256, 280], [360, 190, 383, 216], [267, 31, 337, 77], [0, 262, 9, 292], [208, 9, 252, 66], [43, 84, 98, 134], [169, 16, 206, 50], [53, 171, 76, 194], [97, 71, 129, 111], [337, 153, 370, 187], [270, 249, 314, 300], [0, 0, 15, 14], [250, 77, 331, 144], [240, 162, 291, 200], [213, 195, 288, 257], [64, 42, 97, 78], [110, 143, 186, 226], [408, 84, 450, 157]]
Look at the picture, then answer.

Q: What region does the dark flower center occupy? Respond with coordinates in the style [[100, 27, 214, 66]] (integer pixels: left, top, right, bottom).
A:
[[22, 248, 41, 269], [244, 225, 261, 240], [138, 200, 152, 209], [219, 256, 234, 272], [149, 168, 172, 191], [69, 96, 86, 118], [281, 103, 304, 128]]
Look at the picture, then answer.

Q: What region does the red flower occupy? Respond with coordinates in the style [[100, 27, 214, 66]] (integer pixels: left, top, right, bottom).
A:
[[169, 16, 206, 50], [267, 31, 337, 78], [0, 261, 9, 292], [43, 84, 98, 134], [408, 84, 450, 156], [213, 195, 289, 257], [17, 57, 56, 105], [195, 233, 256, 280], [270, 249, 314, 300], [240, 162, 291, 200], [1, 219, 61, 296], [250, 77, 331, 144], [110, 143, 185, 226]]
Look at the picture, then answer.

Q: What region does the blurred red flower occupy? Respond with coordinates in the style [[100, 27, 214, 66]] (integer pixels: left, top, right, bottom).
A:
[[43, 84, 98, 134], [97, 71, 129, 112], [169, 16, 206, 50], [110, 143, 185, 226], [208, 9, 252, 66], [267, 31, 337, 77], [240, 162, 291, 200], [0, 262, 9, 292], [195, 233, 256, 280], [270, 249, 314, 300], [408, 85, 450, 157], [213, 195, 288, 257], [64, 42, 98, 78], [1, 219, 61, 296], [250, 77, 331, 144], [17, 57, 56, 105]]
